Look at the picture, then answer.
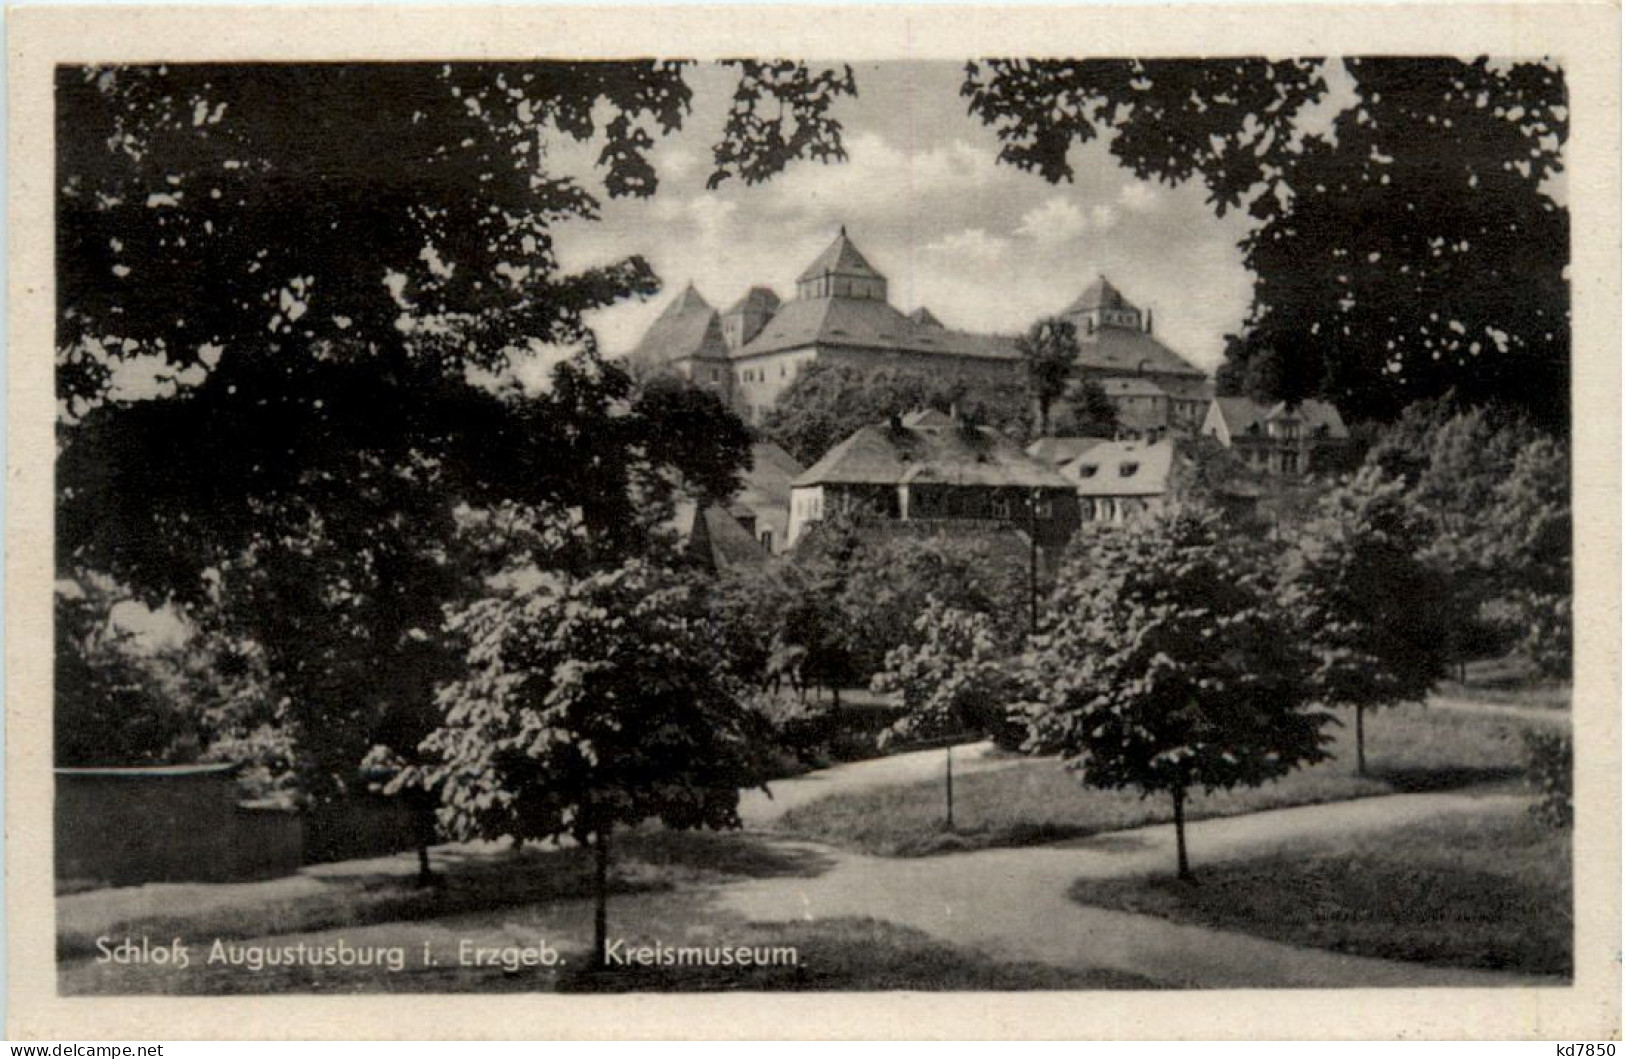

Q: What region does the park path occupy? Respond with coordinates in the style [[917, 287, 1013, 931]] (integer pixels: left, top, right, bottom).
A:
[[740, 740, 1014, 827], [721, 791, 1554, 990], [1429, 694, 1570, 727]]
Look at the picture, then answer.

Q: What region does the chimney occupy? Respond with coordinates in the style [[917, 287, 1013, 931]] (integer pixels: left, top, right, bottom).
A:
[[889, 410, 903, 432], [1146, 308, 1154, 334]]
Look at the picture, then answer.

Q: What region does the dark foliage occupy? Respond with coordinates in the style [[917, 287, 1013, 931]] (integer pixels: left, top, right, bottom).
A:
[[964, 57, 1569, 431]]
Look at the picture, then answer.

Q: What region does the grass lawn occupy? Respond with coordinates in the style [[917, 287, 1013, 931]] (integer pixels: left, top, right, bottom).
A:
[[1067, 805, 1572, 976], [776, 702, 1535, 856]]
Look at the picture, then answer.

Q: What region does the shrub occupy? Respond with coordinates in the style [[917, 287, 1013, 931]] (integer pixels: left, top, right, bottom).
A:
[[1523, 729, 1573, 828]]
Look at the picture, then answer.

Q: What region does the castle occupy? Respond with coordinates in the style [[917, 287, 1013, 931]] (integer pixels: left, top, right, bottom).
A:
[[624, 227, 1213, 434]]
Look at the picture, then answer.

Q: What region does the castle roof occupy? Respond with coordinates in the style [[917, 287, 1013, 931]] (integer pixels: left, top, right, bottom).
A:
[[794, 420, 1071, 491], [725, 286, 782, 316], [797, 228, 885, 283], [1073, 323, 1207, 379], [1064, 274, 1134, 315], [734, 295, 1019, 362], [628, 283, 729, 365]]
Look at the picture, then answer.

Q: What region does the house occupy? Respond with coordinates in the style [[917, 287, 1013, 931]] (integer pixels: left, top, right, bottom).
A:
[[1202, 396, 1351, 475], [729, 441, 804, 555], [1056, 438, 1177, 524], [1036, 434, 1271, 526], [786, 410, 1080, 548]]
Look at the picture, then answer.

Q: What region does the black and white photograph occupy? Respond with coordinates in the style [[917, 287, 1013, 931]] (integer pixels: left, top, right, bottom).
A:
[[9, 2, 1619, 1040]]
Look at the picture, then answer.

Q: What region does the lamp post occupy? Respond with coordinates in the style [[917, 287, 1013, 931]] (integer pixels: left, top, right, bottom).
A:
[[1027, 487, 1042, 633]]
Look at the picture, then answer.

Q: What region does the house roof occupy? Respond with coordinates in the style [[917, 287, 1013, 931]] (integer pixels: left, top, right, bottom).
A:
[[902, 408, 956, 428], [797, 229, 885, 283], [1064, 274, 1134, 315], [738, 441, 804, 508], [1062, 439, 1176, 497], [734, 295, 1019, 362], [628, 283, 729, 365], [1210, 396, 1350, 439], [794, 421, 1072, 491], [725, 286, 782, 317], [908, 307, 945, 328], [1027, 436, 1107, 466]]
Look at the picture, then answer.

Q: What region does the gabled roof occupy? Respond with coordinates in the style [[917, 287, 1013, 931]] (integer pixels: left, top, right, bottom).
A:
[[908, 307, 945, 329], [797, 228, 885, 283], [1210, 396, 1350, 439], [1064, 274, 1134, 315], [725, 286, 782, 317], [1062, 439, 1176, 497], [628, 283, 729, 365], [734, 296, 1019, 362], [739, 441, 804, 508], [1026, 436, 1107, 466], [794, 420, 1072, 491]]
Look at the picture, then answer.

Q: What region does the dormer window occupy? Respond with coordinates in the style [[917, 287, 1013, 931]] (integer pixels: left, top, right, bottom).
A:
[[1077, 464, 1099, 478], [1120, 462, 1139, 477]]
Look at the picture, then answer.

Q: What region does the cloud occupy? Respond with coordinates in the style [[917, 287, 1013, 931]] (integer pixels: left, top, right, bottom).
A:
[[1015, 197, 1090, 245], [921, 227, 1009, 266], [1118, 182, 1160, 213], [1089, 204, 1119, 232]]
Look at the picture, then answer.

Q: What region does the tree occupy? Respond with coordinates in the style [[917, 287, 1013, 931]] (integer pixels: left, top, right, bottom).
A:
[[963, 58, 1569, 431], [1286, 468, 1450, 776], [1020, 506, 1330, 879], [56, 62, 845, 876], [872, 599, 1018, 829], [1058, 377, 1119, 439], [1363, 398, 1570, 678], [407, 558, 763, 966], [760, 362, 1040, 465], [1015, 317, 1078, 438]]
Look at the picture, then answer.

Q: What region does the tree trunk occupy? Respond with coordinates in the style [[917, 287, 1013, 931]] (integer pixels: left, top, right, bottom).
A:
[[410, 791, 436, 887], [1355, 703, 1367, 778], [1172, 786, 1192, 881], [944, 745, 955, 831], [593, 825, 611, 968]]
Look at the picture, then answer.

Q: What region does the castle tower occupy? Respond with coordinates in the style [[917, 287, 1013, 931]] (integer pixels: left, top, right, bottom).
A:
[[721, 286, 782, 350], [1061, 274, 1145, 335], [795, 226, 888, 303]]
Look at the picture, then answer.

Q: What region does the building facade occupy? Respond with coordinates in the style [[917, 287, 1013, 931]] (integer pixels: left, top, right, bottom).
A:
[[623, 229, 1217, 433], [1202, 397, 1352, 475], [787, 409, 1080, 548]]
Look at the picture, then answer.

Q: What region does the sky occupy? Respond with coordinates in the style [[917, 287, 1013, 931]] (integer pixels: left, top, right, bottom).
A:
[[551, 62, 1259, 373]]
